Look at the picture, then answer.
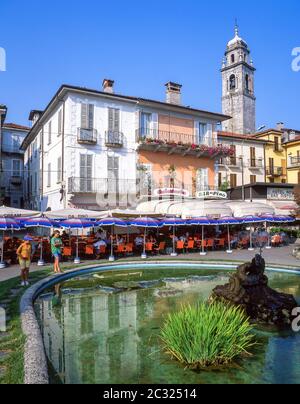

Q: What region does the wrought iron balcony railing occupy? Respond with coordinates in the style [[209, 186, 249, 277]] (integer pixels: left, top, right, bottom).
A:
[[105, 131, 124, 147], [137, 127, 216, 147], [266, 167, 286, 177], [218, 157, 242, 167], [77, 128, 97, 144], [289, 157, 300, 168]]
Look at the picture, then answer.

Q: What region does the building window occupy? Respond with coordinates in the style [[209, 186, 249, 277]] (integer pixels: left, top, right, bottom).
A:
[[218, 173, 222, 188], [57, 157, 62, 183], [47, 163, 51, 187], [230, 174, 237, 188], [198, 123, 207, 145], [231, 54, 235, 64], [141, 113, 152, 136], [250, 175, 256, 184], [81, 104, 94, 130], [12, 160, 21, 177], [229, 74, 236, 90], [48, 121, 52, 145], [196, 168, 209, 192], [34, 173, 37, 193], [80, 154, 93, 192], [298, 171, 300, 185], [245, 74, 249, 92], [108, 108, 120, 133], [250, 147, 256, 167], [58, 109, 63, 136], [108, 156, 119, 205], [274, 136, 280, 152]]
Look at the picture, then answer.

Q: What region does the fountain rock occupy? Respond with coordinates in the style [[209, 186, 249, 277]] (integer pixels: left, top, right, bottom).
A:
[[211, 254, 298, 327]]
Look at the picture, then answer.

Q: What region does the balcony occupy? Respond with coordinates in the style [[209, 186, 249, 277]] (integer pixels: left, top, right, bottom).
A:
[[248, 159, 263, 169], [266, 167, 286, 177], [77, 128, 97, 145], [105, 131, 124, 148], [218, 157, 242, 168], [137, 128, 233, 158], [288, 157, 300, 168], [274, 145, 283, 153]]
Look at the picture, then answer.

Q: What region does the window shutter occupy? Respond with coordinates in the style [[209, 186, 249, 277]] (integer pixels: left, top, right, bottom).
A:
[[88, 104, 94, 130], [48, 163, 51, 187], [108, 108, 114, 131], [58, 110, 62, 136], [114, 109, 120, 132], [80, 154, 86, 178], [48, 121, 52, 145], [86, 155, 92, 178], [81, 104, 89, 129]]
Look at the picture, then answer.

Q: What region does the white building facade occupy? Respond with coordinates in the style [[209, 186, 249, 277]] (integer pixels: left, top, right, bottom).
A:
[[22, 81, 229, 212], [217, 132, 266, 189]]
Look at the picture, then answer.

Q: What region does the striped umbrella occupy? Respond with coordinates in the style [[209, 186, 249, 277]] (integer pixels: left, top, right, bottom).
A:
[[97, 217, 128, 261], [0, 218, 21, 268], [260, 215, 295, 223], [214, 217, 244, 254], [60, 219, 96, 264], [129, 217, 162, 259], [160, 217, 187, 257], [242, 216, 266, 224], [23, 217, 60, 266]]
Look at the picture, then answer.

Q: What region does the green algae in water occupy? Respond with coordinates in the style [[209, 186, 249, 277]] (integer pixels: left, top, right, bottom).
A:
[[34, 267, 300, 384]]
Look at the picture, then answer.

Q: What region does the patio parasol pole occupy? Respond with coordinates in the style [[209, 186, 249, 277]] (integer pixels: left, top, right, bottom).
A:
[[38, 236, 45, 266], [248, 225, 254, 252], [200, 225, 206, 256], [109, 225, 115, 262], [74, 228, 80, 264], [141, 227, 147, 259], [171, 224, 178, 257], [226, 224, 233, 254], [265, 221, 272, 250]]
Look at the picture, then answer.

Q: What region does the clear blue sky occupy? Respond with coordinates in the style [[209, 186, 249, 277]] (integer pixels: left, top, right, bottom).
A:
[[1, 0, 300, 129]]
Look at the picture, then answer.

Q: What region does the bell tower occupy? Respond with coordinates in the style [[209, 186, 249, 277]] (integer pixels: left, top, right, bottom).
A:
[[221, 26, 256, 134]]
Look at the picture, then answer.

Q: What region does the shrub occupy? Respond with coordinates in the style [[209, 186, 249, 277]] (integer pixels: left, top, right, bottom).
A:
[[160, 301, 255, 369]]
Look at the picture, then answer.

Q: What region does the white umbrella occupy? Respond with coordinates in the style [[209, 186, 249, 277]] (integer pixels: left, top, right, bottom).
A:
[[0, 205, 41, 218], [45, 208, 108, 220]]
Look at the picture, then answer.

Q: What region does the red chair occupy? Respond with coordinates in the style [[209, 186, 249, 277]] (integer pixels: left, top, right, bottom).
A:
[[62, 246, 72, 261], [216, 239, 225, 249], [176, 241, 185, 253], [187, 240, 195, 252], [154, 242, 166, 255], [85, 245, 94, 258], [207, 239, 214, 250], [145, 243, 154, 253]]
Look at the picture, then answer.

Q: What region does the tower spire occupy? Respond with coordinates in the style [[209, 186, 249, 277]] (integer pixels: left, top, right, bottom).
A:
[[234, 19, 239, 37]]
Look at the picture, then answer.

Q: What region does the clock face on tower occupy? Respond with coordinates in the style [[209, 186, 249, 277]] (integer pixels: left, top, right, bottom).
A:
[[221, 27, 256, 135]]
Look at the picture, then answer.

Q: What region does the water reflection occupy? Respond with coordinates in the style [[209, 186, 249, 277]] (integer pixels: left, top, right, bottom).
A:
[[35, 271, 300, 384]]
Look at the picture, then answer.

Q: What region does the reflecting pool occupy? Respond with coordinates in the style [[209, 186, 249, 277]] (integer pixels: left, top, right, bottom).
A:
[[34, 266, 300, 384]]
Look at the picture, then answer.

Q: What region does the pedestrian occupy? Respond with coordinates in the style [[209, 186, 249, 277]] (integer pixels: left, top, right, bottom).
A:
[[16, 235, 33, 287], [51, 230, 63, 274]]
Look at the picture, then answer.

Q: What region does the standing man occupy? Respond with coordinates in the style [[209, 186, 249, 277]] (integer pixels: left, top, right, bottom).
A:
[[16, 235, 33, 286], [51, 231, 63, 274]]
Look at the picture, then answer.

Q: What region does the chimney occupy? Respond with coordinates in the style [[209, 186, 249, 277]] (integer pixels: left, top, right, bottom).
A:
[[102, 79, 114, 94], [165, 82, 182, 105], [276, 122, 284, 131], [28, 110, 43, 126]]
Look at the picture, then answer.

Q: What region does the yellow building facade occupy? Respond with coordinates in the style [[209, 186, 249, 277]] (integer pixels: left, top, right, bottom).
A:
[[253, 130, 287, 184], [284, 139, 300, 184]]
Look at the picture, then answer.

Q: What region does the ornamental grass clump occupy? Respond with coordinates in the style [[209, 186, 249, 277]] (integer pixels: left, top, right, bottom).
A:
[[160, 301, 255, 369]]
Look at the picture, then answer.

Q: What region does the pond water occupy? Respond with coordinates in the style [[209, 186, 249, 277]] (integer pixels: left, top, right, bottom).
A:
[[34, 266, 300, 384]]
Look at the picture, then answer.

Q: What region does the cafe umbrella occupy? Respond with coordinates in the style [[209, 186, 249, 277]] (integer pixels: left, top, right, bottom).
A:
[[60, 218, 96, 264], [23, 217, 59, 266], [0, 218, 21, 269], [259, 214, 295, 249], [128, 217, 162, 259], [96, 217, 128, 262], [186, 217, 213, 256], [160, 217, 187, 257]]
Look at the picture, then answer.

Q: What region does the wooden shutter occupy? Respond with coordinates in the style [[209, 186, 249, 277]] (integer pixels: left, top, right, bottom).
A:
[[108, 108, 114, 131], [47, 163, 51, 187], [88, 104, 94, 130], [81, 104, 89, 129], [48, 121, 52, 144], [230, 174, 237, 188], [108, 108, 120, 132], [58, 110, 62, 136]]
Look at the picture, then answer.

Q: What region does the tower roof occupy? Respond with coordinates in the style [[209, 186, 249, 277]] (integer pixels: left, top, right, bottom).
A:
[[227, 25, 248, 48]]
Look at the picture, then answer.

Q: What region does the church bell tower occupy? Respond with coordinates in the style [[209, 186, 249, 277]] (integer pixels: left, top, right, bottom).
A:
[[221, 26, 256, 134]]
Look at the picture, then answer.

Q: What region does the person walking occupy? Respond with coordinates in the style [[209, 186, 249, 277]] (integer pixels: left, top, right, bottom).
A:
[[51, 231, 63, 274], [16, 235, 33, 287]]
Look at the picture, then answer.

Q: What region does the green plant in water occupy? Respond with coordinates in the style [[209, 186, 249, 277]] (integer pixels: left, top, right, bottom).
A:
[[160, 301, 255, 369]]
